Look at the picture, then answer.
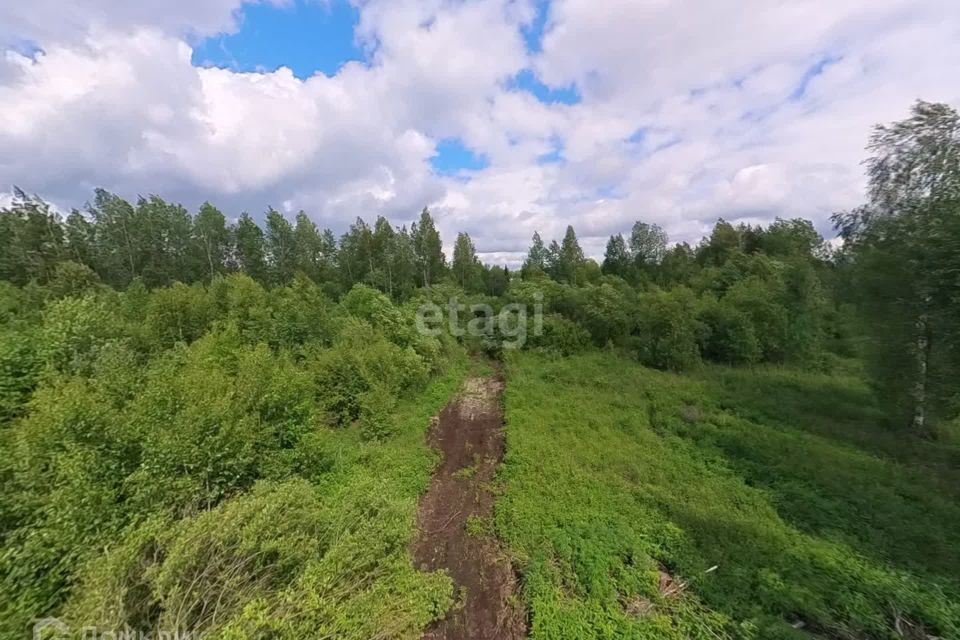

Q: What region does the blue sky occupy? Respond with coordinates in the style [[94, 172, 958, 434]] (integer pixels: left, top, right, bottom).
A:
[[1, 0, 957, 263], [191, 0, 365, 79], [189, 0, 578, 176]]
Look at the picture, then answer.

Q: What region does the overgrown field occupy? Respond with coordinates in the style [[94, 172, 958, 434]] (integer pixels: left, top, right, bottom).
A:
[[497, 350, 960, 639]]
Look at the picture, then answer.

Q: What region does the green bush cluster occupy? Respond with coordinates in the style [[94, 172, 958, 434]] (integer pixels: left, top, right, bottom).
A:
[[0, 274, 463, 639], [507, 251, 832, 373]]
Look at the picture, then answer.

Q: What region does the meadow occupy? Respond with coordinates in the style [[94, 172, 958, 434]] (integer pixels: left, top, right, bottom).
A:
[[496, 350, 960, 639]]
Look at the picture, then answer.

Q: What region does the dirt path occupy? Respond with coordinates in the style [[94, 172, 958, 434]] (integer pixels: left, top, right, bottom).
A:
[[412, 372, 526, 640]]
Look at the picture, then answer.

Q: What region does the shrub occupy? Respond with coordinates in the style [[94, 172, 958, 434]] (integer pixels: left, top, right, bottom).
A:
[[266, 274, 334, 349], [0, 327, 39, 421], [634, 287, 702, 372], [528, 314, 591, 355], [340, 284, 413, 347], [724, 277, 789, 363], [140, 282, 214, 350], [38, 294, 121, 376], [698, 299, 762, 365], [310, 320, 428, 426]]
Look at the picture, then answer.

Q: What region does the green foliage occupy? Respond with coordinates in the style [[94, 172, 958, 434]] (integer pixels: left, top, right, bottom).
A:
[[528, 314, 591, 355], [0, 274, 469, 639], [451, 232, 483, 293], [37, 295, 122, 375], [834, 101, 960, 434], [629, 220, 668, 266], [411, 208, 445, 287], [310, 319, 429, 426], [339, 284, 412, 346], [697, 299, 762, 366], [0, 326, 40, 422], [499, 351, 960, 639], [0, 188, 65, 286], [1, 100, 956, 640], [633, 287, 702, 372]]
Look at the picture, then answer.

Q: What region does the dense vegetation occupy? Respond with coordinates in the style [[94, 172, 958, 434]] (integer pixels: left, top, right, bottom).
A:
[[498, 351, 960, 639], [0, 272, 483, 638], [1, 101, 957, 639]]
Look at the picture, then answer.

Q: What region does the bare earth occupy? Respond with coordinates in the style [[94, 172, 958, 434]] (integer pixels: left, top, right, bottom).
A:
[[412, 373, 527, 640]]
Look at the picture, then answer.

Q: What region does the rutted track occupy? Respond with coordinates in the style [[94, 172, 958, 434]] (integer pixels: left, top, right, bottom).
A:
[[412, 371, 526, 640]]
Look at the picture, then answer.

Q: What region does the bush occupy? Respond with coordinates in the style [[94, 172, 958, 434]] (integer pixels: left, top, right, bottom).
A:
[[634, 287, 702, 372], [0, 327, 39, 421], [724, 277, 789, 363], [528, 314, 591, 355], [571, 283, 635, 347], [310, 320, 428, 426], [267, 274, 335, 349], [340, 284, 413, 347], [698, 299, 762, 365], [140, 282, 214, 350], [38, 295, 122, 376]]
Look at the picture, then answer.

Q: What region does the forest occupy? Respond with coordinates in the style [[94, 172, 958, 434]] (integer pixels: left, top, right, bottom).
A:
[[1, 102, 958, 639]]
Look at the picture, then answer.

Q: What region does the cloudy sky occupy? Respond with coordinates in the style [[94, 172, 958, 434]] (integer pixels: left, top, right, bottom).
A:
[[2, 0, 959, 264]]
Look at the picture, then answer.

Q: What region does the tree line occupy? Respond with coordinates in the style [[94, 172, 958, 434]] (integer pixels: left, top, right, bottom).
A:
[[0, 192, 509, 300]]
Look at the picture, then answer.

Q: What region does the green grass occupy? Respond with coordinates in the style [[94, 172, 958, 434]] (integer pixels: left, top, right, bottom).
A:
[[496, 351, 960, 639]]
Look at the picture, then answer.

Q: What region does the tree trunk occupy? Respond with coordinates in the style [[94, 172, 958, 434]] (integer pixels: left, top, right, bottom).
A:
[[911, 310, 933, 437]]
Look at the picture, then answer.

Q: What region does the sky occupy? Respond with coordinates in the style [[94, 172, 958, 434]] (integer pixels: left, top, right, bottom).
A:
[[1, 0, 959, 265]]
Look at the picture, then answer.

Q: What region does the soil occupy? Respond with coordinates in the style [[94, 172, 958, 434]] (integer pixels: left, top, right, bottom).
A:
[[412, 371, 527, 640]]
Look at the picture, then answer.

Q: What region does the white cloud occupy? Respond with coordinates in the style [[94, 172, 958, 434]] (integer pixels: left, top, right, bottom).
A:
[[1, 0, 959, 265], [0, 0, 287, 45]]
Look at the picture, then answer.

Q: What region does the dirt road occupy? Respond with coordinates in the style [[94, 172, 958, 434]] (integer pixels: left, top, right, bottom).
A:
[[412, 373, 526, 640]]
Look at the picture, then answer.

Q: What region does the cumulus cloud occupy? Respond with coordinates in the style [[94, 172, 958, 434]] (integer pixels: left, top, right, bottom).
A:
[[0, 0, 286, 45], [1, 0, 959, 264]]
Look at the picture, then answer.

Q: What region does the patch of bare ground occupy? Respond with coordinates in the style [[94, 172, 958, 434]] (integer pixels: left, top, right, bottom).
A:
[[412, 371, 526, 640]]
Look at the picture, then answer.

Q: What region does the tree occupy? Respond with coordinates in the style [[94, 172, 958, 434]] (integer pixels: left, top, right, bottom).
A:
[[369, 216, 398, 297], [629, 221, 668, 266], [389, 226, 418, 301], [557, 226, 585, 284], [658, 242, 696, 287], [291, 212, 324, 282], [601, 234, 631, 277], [833, 101, 960, 435], [338, 217, 374, 288], [136, 195, 193, 286], [698, 219, 741, 266], [0, 189, 65, 285], [761, 218, 823, 259], [64, 209, 96, 269], [451, 232, 482, 292], [545, 240, 561, 279], [192, 203, 229, 281], [634, 287, 702, 372], [233, 213, 267, 283], [523, 232, 548, 277], [264, 208, 296, 284], [411, 208, 445, 287], [482, 265, 510, 297], [87, 189, 139, 287]]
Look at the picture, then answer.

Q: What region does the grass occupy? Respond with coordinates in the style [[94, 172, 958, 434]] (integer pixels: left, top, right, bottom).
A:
[[495, 350, 960, 639]]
